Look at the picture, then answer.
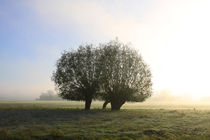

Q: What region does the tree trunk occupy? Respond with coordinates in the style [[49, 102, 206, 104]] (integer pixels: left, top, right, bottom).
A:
[[102, 100, 110, 109], [85, 97, 92, 110], [111, 100, 126, 111]]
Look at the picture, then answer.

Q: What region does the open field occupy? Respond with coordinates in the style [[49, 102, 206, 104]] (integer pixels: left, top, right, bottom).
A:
[[1, 101, 210, 139]]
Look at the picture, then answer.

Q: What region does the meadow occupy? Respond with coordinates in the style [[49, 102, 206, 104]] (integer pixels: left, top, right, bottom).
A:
[[1, 101, 210, 140]]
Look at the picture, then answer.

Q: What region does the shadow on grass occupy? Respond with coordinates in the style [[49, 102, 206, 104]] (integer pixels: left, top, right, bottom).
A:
[[1, 108, 210, 140], [0, 108, 115, 126]]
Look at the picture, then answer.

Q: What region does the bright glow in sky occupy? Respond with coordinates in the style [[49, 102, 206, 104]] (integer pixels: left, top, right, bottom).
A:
[[1, 0, 210, 100]]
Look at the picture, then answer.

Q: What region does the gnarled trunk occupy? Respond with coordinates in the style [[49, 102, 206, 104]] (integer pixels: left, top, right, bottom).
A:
[[102, 100, 110, 109], [111, 100, 126, 110], [85, 94, 92, 110]]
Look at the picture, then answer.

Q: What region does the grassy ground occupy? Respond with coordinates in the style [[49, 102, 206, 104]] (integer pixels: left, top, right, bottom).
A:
[[1, 101, 210, 140]]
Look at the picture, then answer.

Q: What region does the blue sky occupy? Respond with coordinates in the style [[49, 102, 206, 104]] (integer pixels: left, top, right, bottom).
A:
[[0, 0, 114, 99], [0, 0, 79, 99], [1, 0, 210, 100]]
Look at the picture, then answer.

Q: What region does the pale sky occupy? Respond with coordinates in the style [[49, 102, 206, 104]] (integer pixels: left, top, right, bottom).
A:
[[1, 0, 210, 100]]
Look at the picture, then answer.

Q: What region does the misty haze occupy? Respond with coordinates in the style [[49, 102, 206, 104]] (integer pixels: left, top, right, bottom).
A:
[[1, 0, 210, 139]]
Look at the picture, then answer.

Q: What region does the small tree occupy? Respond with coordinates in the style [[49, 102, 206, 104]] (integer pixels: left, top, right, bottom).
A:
[[99, 40, 152, 110], [52, 45, 101, 110], [36, 90, 62, 100]]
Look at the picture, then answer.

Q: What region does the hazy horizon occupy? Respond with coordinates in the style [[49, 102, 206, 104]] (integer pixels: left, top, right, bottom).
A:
[[1, 0, 210, 100]]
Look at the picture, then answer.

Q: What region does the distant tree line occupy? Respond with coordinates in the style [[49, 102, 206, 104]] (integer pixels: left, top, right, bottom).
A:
[[36, 90, 62, 101], [52, 39, 152, 110]]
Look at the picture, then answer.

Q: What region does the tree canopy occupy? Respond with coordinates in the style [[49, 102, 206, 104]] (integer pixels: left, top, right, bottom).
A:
[[52, 39, 152, 110], [52, 45, 101, 110], [98, 40, 152, 110]]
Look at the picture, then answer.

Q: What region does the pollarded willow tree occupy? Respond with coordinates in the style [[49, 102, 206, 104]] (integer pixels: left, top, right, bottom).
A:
[[52, 39, 152, 110], [98, 40, 152, 110], [52, 45, 101, 110]]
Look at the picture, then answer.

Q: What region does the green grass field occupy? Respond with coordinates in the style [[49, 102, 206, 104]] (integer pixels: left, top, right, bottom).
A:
[[1, 101, 210, 140]]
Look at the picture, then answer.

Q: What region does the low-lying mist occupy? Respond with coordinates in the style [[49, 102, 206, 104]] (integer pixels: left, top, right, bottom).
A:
[[146, 90, 210, 104], [1, 89, 210, 105]]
